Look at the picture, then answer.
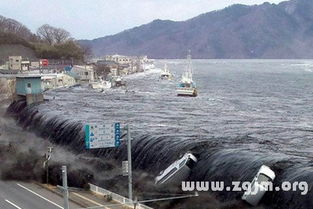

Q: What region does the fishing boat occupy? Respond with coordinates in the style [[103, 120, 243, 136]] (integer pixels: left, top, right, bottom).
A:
[[176, 51, 197, 97], [89, 79, 111, 91], [160, 64, 173, 80], [112, 76, 126, 88]]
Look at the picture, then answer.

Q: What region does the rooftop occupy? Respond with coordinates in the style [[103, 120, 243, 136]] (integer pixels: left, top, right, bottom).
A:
[[16, 74, 42, 78]]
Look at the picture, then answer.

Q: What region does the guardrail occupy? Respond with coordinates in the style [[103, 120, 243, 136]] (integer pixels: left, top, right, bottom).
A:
[[89, 183, 153, 209]]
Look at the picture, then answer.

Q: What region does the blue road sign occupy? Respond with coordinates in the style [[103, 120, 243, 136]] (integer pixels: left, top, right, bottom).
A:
[[85, 123, 121, 149]]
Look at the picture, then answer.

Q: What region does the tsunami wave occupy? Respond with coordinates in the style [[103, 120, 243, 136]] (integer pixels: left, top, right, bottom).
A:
[[6, 100, 313, 209]]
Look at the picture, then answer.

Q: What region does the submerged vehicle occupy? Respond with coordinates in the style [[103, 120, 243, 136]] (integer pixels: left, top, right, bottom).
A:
[[155, 153, 197, 185], [160, 64, 173, 80], [176, 51, 197, 97], [242, 165, 276, 206]]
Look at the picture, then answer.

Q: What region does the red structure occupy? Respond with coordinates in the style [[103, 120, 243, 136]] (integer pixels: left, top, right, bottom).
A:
[[40, 59, 49, 66]]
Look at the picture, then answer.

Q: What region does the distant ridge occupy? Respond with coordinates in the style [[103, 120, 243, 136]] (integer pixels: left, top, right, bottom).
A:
[[79, 0, 313, 59]]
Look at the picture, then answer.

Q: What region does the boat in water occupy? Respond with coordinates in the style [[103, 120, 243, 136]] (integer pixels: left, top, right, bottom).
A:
[[160, 64, 173, 80], [112, 76, 126, 88], [176, 51, 197, 97], [89, 79, 112, 91]]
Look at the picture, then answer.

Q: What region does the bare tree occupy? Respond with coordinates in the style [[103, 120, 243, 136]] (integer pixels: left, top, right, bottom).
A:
[[0, 15, 33, 40], [37, 24, 55, 45], [53, 28, 71, 44], [37, 24, 71, 45], [81, 44, 93, 60]]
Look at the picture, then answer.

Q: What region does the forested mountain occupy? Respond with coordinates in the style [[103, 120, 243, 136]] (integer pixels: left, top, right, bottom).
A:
[[80, 0, 313, 58]]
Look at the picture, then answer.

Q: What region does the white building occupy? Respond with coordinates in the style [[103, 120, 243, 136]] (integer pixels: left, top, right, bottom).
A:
[[105, 54, 133, 65], [21, 61, 30, 71], [30, 61, 40, 69], [41, 73, 76, 90], [9, 56, 22, 70], [71, 65, 95, 82], [109, 66, 119, 77]]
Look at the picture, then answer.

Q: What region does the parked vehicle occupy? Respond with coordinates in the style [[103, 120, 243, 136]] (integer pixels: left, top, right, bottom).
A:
[[242, 165, 276, 206], [155, 153, 197, 185]]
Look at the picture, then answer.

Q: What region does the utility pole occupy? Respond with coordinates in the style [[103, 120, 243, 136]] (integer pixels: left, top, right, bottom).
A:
[[127, 124, 133, 202], [39, 61, 42, 75], [133, 196, 138, 209], [62, 166, 70, 209], [45, 146, 53, 185]]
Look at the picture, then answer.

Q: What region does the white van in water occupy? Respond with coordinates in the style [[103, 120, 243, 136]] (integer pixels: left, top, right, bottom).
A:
[[242, 165, 276, 206], [155, 153, 197, 185]]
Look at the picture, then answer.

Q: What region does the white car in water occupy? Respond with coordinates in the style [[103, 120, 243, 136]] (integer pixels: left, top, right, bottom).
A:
[[155, 153, 197, 185], [242, 165, 276, 206]]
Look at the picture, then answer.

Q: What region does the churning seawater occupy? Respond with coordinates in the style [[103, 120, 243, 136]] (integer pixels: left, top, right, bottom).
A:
[[8, 60, 313, 209]]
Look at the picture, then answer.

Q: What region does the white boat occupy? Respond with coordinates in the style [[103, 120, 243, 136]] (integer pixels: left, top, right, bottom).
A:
[[160, 64, 173, 80], [176, 51, 197, 97], [89, 79, 111, 91], [112, 76, 126, 88]]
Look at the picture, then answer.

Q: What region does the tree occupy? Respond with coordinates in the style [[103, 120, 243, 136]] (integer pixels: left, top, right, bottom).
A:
[[37, 24, 55, 45], [53, 28, 71, 44], [0, 15, 33, 40], [37, 24, 71, 45], [54, 40, 84, 60], [81, 44, 93, 61]]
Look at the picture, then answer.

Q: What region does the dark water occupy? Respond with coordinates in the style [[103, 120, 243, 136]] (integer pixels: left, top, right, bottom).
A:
[[7, 60, 313, 209]]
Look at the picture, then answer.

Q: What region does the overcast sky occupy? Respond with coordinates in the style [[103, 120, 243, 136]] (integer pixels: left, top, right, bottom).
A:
[[0, 0, 285, 40]]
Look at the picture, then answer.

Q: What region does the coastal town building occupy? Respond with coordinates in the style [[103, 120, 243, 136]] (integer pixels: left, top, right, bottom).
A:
[[88, 54, 155, 82], [14, 75, 44, 105], [41, 73, 76, 91], [6, 56, 43, 71], [9, 56, 22, 70], [110, 66, 119, 77], [71, 65, 95, 82], [93, 60, 118, 79], [30, 61, 40, 69], [21, 61, 31, 71], [104, 54, 132, 65]]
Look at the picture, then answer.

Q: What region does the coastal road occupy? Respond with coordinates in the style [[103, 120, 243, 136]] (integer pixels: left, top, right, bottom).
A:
[[0, 181, 82, 209]]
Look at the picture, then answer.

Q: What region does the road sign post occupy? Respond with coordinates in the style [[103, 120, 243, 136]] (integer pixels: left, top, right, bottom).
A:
[[127, 124, 133, 202], [84, 122, 132, 202], [62, 166, 70, 209]]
